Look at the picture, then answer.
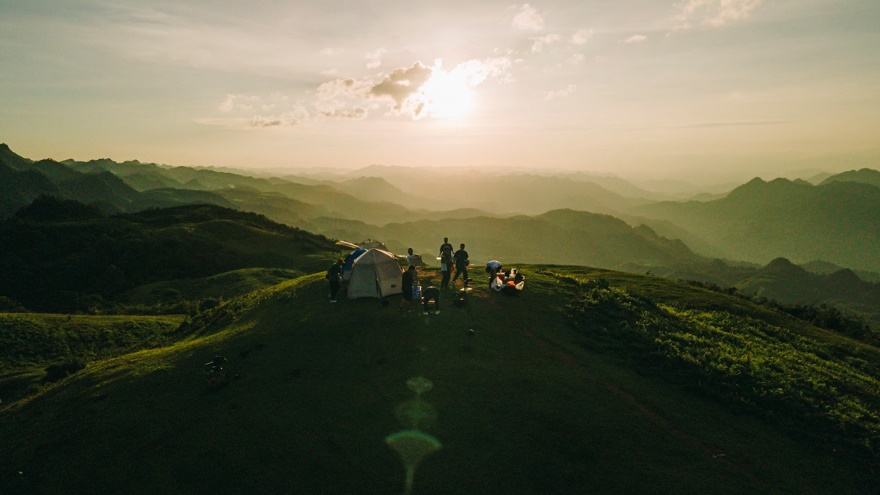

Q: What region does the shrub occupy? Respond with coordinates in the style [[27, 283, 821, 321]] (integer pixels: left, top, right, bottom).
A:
[[43, 357, 87, 383]]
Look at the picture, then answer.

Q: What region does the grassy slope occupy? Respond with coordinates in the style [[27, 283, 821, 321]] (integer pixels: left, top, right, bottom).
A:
[[120, 267, 305, 305], [1, 270, 876, 494], [0, 313, 184, 405]]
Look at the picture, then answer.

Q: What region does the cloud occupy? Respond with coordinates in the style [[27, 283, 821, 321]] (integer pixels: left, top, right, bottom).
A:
[[368, 62, 434, 109], [218, 94, 258, 112], [365, 48, 387, 69], [530, 34, 561, 53], [617, 119, 791, 131], [318, 108, 368, 120], [314, 62, 433, 120], [321, 47, 342, 56], [316, 78, 374, 101], [543, 84, 577, 101], [249, 106, 309, 127], [570, 28, 594, 45], [206, 95, 308, 129], [674, 0, 762, 29], [622, 34, 648, 44], [568, 53, 586, 65], [315, 57, 513, 121], [455, 57, 514, 85], [512, 4, 544, 31]]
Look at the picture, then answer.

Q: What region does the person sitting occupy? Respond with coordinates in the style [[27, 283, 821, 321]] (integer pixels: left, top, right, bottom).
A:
[[501, 280, 519, 296], [512, 269, 524, 285], [491, 274, 505, 291]]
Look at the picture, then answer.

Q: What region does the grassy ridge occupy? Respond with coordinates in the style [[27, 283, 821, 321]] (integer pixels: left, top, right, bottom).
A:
[[0, 202, 338, 313], [120, 267, 304, 306], [1, 269, 877, 493], [0, 313, 184, 404], [562, 275, 880, 454], [0, 313, 185, 372]]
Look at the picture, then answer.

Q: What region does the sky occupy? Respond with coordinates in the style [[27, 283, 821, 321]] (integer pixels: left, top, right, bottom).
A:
[[1, 0, 878, 183]]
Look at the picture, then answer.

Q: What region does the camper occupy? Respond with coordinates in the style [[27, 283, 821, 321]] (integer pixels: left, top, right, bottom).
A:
[[347, 249, 403, 299]]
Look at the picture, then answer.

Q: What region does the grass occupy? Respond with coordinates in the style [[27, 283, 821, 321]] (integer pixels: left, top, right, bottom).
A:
[[1, 267, 877, 494], [0, 313, 184, 404], [120, 267, 304, 305], [561, 274, 880, 453]]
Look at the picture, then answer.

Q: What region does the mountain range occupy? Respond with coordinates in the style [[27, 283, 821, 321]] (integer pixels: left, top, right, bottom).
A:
[[2, 143, 879, 318], [632, 177, 880, 272]]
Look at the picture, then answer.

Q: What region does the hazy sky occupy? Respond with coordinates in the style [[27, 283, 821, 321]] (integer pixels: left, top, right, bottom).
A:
[[1, 0, 878, 182]]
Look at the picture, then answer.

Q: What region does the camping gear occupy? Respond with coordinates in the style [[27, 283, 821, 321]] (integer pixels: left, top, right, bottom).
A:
[[342, 248, 366, 281], [203, 356, 229, 389], [347, 248, 403, 299]]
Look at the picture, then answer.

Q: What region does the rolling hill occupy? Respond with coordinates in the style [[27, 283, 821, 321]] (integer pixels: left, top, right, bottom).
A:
[[632, 177, 880, 272], [373, 208, 702, 270], [0, 200, 338, 313], [1, 268, 877, 494]]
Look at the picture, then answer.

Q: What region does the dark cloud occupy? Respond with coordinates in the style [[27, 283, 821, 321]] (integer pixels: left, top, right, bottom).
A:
[[368, 62, 433, 109]]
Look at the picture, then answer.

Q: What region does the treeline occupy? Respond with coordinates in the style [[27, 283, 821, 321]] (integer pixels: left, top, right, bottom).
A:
[[682, 279, 877, 345]]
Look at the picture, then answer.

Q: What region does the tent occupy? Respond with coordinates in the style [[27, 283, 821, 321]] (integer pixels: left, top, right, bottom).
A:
[[347, 249, 403, 298]]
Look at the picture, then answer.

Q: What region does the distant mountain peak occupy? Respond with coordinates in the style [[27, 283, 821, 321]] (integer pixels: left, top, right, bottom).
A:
[[761, 257, 808, 277], [827, 268, 862, 285], [820, 168, 880, 188]]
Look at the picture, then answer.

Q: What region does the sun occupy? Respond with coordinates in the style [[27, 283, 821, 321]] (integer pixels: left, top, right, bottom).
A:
[[418, 65, 476, 120]]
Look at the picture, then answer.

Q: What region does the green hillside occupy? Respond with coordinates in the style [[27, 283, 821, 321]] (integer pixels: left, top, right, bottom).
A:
[[120, 267, 304, 306], [0, 313, 184, 406], [0, 201, 338, 313], [1, 269, 877, 494], [627, 257, 880, 331], [370, 209, 701, 270]]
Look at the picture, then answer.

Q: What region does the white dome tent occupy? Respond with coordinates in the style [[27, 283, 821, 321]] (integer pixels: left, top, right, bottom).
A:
[[346, 248, 403, 299]]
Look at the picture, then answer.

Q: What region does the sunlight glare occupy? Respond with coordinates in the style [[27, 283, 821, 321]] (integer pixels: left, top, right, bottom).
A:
[[416, 62, 477, 120]]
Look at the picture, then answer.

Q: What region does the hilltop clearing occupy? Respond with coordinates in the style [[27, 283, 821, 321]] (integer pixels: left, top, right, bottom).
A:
[[1, 269, 877, 494]]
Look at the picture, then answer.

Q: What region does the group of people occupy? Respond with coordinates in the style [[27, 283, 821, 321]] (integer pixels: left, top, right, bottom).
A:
[[400, 237, 470, 315], [438, 237, 470, 289], [486, 260, 525, 296], [327, 236, 520, 310]]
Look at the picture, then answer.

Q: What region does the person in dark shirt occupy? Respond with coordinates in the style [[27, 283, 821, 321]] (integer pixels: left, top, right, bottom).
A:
[[452, 243, 469, 287], [439, 237, 454, 289], [326, 258, 344, 303], [401, 265, 416, 311], [422, 285, 440, 315]]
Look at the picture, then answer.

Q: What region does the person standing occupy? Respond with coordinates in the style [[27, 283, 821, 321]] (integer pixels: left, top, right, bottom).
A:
[[452, 243, 470, 287], [401, 265, 416, 311], [439, 237, 454, 289], [406, 248, 421, 285], [326, 258, 344, 303]]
